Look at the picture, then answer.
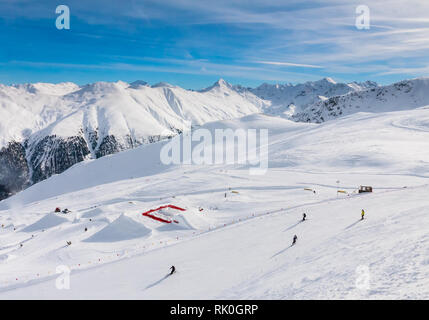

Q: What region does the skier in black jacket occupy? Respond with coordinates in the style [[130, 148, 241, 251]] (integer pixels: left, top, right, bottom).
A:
[[170, 266, 176, 275], [292, 235, 298, 246], [302, 213, 306, 221]]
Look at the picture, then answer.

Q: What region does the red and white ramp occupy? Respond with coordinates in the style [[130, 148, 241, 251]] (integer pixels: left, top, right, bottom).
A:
[[142, 205, 186, 224]]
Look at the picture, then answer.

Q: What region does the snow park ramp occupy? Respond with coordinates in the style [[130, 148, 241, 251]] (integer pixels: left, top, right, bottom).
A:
[[142, 205, 186, 224], [84, 214, 152, 242], [22, 213, 68, 232], [157, 213, 195, 231]]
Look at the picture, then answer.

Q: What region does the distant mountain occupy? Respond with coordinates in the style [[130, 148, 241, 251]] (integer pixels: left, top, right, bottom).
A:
[[248, 77, 378, 117], [293, 78, 429, 123], [0, 79, 264, 199]]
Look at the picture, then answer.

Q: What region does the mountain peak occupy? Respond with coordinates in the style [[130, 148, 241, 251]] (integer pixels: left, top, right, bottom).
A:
[[216, 78, 228, 86], [210, 78, 232, 89], [321, 77, 336, 84], [129, 80, 149, 88], [200, 79, 233, 92]]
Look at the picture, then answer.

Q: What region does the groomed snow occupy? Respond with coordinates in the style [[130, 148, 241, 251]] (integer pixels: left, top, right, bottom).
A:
[[0, 108, 428, 299]]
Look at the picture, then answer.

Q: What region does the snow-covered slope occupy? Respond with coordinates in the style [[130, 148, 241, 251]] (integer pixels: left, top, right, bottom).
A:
[[0, 79, 264, 198], [0, 82, 80, 147], [0, 106, 428, 299]]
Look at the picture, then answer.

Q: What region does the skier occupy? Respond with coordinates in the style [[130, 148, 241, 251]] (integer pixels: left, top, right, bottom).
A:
[[169, 265, 176, 275], [361, 209, 365, 220], [292, 235, 298, 246], [302, 213, 307, 221]]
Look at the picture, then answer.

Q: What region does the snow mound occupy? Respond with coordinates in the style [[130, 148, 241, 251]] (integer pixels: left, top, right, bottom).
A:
[[22, 213, 68, 232], [157, 213, 196, 231], [84, 214, 152, 242]]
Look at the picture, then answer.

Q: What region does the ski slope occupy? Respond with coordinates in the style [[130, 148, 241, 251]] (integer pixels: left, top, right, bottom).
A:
[[0, 108, 428, 299]]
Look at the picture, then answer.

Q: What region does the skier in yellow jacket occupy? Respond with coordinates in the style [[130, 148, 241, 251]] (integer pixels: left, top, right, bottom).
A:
[[361, 209, 365, 220]]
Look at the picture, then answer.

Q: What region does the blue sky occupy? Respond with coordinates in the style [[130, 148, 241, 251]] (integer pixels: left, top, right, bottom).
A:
[[1, 0, 429, 89]]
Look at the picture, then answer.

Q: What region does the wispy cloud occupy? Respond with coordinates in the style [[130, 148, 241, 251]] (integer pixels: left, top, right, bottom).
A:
[[376, 65, 429, 76], [254, 61, 323, 68], [7, 59, 322, 84], [1, 0, 429, 85]]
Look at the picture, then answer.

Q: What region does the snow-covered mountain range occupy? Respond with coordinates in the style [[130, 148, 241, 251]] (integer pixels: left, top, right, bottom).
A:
[[0, 79, 263, 199], [248, 77, 378, 117], [2, 76, 429, 200], [293, 78, 429, 123]]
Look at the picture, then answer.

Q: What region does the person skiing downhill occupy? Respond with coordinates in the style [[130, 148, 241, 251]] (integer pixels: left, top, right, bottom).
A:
[[169, 265, 176, 275], [302, 213, 306, 221], [292, 235, 298, 246], [361, 209, 365, 220]]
